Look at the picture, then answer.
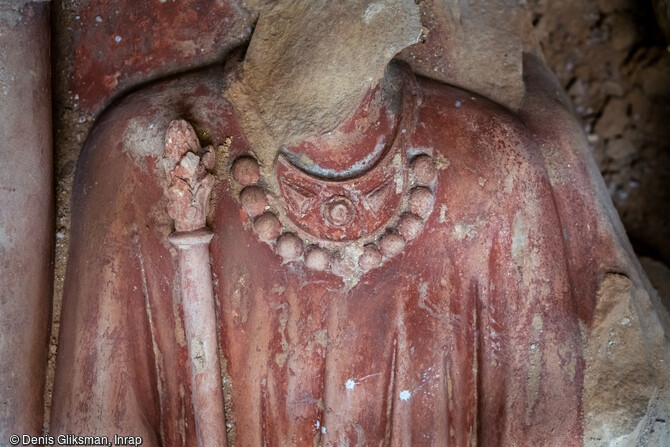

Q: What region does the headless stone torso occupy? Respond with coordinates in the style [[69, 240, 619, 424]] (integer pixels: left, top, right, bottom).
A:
[[52, 58, 589, 446], [50, 1, 666, 446]]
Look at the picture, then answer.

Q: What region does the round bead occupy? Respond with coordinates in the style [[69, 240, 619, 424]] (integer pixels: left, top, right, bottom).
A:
[[231, 156, 260, 186], [253, 212, 281, 241], [239, 186, 268, 217], [358, 245, 382, 272], [276, 233, 303, 261], [330, 252, 355, 277], [412, 154, 437, 185], [379, 232, 405, 258], [409, 187, 435, 218], [304, 246, 330, 271], [397, 213, 424, 241]]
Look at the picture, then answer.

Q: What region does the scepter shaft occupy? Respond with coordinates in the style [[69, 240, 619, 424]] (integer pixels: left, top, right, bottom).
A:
[[164, 119, 227, 447], [169, 230, 227, 447]]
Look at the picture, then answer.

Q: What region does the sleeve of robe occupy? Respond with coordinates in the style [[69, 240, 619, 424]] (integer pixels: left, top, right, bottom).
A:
[[49, 84, 201, 446], [520, 52, 670, 443]]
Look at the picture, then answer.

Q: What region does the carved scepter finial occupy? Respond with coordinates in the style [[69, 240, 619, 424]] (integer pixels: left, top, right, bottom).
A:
[[164, 119, 216, 232], [164, 120, 227, 447]]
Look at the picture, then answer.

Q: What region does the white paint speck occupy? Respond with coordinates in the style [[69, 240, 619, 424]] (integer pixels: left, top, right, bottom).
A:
[[95, 16, 103, 23], [455, 101, 462, 107], [439, 204, 448, 224], [399, 390, 411, 401], [401, 128, 406, 134], [345, 379, 356, 390], [321, 426, 327, 434], [115, 35, 122, 43], [531, 344, 536, 350]]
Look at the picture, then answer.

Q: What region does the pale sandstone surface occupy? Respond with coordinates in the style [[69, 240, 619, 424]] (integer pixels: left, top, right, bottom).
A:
[[231, 0, 536, 159], [233, 0, 421, 152], [584, 273, 669, 446], [396, 0, 536, 111]]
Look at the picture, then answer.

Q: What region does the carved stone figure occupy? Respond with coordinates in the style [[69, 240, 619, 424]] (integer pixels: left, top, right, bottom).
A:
[[43, 1, 669, 446]]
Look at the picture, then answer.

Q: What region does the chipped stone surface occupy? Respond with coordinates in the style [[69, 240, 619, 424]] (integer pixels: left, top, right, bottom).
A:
[[230, 0, 421, 156], [584, 273, 670, 446], [397, 0, 534, 111]]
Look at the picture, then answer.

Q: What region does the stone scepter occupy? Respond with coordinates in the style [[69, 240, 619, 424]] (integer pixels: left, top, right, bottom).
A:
[[164, 120, 227, 447]]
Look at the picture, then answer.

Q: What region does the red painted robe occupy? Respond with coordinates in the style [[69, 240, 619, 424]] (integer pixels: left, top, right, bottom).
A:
[[51, 55, 641, 446]]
